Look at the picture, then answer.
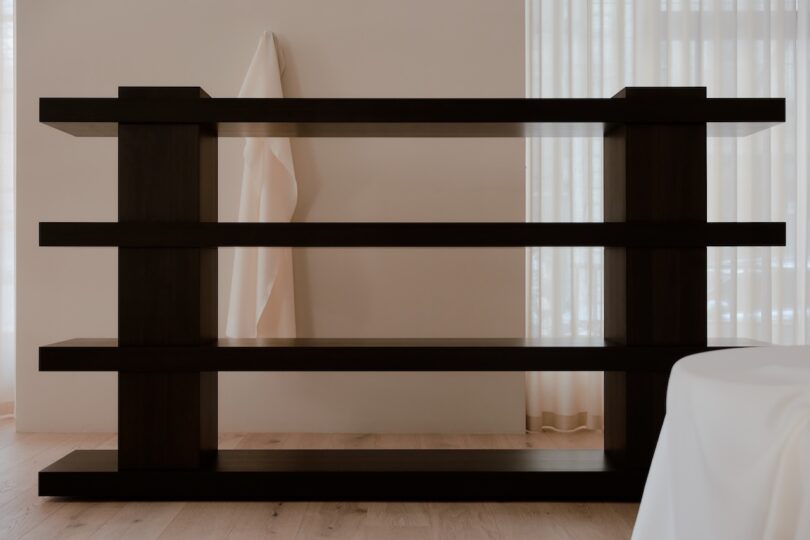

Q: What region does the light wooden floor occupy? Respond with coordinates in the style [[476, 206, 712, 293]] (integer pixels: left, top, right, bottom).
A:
[[0, 418, 638, 539]]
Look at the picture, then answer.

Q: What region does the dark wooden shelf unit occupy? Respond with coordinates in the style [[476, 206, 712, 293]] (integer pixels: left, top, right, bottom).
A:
[[39, 221, 785, 248], [37, 86, 785, 500]]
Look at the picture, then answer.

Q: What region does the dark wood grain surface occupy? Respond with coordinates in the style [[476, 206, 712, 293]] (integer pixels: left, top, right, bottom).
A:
[[40, 88, 784, 137], [39, 221, 786, 247], [39, 337, 765, 373], [40, 449, 646, 500], [116, 87, 218, 471], [603, 87, 710, 469]]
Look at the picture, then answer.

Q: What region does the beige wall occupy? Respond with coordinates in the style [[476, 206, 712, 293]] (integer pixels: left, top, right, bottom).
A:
[[16, 0, 526, 432]]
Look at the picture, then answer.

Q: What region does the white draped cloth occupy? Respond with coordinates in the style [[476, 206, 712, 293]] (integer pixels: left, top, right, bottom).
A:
[[226, 32, 297, 338], [633, 347, 810, 540]]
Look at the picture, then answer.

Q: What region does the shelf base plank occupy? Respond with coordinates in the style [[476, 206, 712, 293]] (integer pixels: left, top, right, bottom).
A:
[[39, 449, 645, 501]]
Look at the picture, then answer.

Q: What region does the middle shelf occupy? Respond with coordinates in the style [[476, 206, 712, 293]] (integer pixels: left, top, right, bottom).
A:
[[39, 221, 785, 247], [40, 337, 763, 372]]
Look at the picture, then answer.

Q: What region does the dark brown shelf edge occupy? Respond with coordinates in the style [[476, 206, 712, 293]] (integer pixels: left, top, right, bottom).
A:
[[39, 449, 645, 501], [39, 222, 786, 248], [43, 121, 784, 138], [39, 337, 766, 372], [38, 95, 785, 138], [39, 96, 786, 123]]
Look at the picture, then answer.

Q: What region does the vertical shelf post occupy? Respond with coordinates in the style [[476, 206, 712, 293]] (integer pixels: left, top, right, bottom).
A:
[[603, 87, 708, 467], [116, 87, 218, 470]]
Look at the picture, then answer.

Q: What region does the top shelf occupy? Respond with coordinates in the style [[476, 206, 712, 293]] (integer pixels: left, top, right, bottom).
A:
[[40, 86, 785, 138]]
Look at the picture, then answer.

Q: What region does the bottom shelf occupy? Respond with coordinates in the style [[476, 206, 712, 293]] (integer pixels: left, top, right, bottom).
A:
[[40, 449, 645, 501]]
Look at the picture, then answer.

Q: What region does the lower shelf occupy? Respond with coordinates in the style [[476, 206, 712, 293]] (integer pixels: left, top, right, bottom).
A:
[[39, 449, 645, 501], [39, 337, 766, 372]]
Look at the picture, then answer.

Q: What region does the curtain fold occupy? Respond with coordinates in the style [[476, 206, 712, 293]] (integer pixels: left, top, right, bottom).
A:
[[0, 0, 14, 418], [526, 0, 810, 431], [226, 31, 298, 339]]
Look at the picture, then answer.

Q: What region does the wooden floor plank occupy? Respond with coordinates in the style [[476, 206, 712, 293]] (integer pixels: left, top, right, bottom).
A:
[[364, 502, 437, 540], [156, 502, 245, 540], [295, 502, 370, 539], [18, 501, 125, 540], [431, 502, 506, 540], [225, 502, 308, 539], [87, 502, 184, 540], [0, 433, 117, 539]]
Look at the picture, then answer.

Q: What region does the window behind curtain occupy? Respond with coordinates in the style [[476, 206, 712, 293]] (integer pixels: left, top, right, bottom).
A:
[[525, 0, 809, 431]]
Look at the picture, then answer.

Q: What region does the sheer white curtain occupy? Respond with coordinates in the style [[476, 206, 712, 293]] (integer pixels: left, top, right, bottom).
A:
[[0, 0, 13, 418], [526, 0, 810, 431]]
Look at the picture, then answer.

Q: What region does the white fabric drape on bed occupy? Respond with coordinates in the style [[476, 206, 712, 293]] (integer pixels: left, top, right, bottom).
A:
[[632, 346, 810, 540], [226, 31, 298, 339], [526, 0, 810, 431]]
